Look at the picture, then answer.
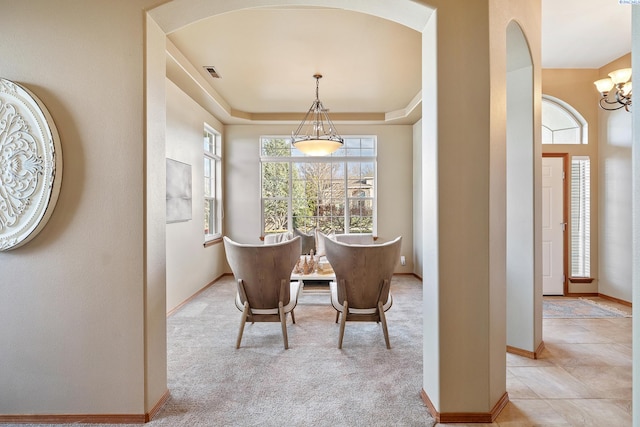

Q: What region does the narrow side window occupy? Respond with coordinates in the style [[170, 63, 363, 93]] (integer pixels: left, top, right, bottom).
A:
[[204, 127, 222, 241], [570, 156, 590, 277]]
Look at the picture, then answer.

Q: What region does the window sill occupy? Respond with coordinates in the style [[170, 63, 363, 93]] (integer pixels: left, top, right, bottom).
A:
[[204, 236, 223, 248], [568, 277, 594, 284]]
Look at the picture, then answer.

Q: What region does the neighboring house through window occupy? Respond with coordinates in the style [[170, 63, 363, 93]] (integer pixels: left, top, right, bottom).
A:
[[260, 136, 376, 236], [204, 126, 222, 242]]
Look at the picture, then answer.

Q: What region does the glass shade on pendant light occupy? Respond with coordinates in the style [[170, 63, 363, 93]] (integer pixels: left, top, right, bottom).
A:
[[608, 68, 632, 85], [291, 74, 344, 156], [594, 78, 615, 93], [292, 138, 343, 156], [594, 67, 632, 112]]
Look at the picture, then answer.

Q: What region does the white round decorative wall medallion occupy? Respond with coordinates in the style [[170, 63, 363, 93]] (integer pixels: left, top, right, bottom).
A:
[[0, 78, 62, 251]]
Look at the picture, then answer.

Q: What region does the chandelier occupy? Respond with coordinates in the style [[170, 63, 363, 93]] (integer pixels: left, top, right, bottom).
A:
[[594, 68, 632, 112], [291, 74, 344, 156]]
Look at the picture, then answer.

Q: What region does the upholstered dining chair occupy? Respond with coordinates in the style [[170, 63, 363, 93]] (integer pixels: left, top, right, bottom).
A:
[[323, 236, 402, 349], [223, 235, 302, 349]]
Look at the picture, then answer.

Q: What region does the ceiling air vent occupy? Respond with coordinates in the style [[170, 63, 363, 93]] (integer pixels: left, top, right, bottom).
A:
[[203, 66, 221, 78]]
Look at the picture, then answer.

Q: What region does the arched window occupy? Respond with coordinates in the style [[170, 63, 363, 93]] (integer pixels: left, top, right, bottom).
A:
[[542, 95, 587, 144]]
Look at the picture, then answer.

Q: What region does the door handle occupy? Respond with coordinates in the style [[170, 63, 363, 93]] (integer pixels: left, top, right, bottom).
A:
[[561, 222, 567, 231]]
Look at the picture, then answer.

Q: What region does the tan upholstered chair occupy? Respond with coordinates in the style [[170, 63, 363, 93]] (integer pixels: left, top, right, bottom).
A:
[[323, 236, 402, 349], [223, 236, 302, 349]]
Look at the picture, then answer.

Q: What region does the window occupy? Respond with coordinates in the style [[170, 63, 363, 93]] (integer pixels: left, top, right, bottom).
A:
[[260, 136, 376, 236], [204, 127, 222, 241], [570, 156, 590, 277], [542, 96, 587, 144]]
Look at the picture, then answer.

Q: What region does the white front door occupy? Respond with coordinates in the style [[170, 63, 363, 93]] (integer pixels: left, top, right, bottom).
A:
[[542, 157, 565, 295]]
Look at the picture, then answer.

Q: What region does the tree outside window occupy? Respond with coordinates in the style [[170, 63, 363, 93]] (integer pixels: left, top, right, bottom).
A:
[[260, 136, 376, 236]]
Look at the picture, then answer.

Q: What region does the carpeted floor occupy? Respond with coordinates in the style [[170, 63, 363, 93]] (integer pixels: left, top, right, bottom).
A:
[[154, 274, 433, 427], [542, 297, 631, 319]]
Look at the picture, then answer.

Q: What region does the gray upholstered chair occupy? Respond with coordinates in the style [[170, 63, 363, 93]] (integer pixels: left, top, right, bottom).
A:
[[223, 235, 302, 349], [293, 228, 316, 254], [333, 233, 374, 245], [323, 236, 402, 349], [263, 231, 292, 245]]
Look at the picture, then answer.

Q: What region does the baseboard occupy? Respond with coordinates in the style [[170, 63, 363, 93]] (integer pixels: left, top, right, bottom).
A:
[[0, 413, 146, 424], [420, 388, 509, 423], [0, 389, 171, 424], [558, 292, 631, 307], [566, 292, 598, 297], [598, 293, 632, 307], [167, 273, 229, 317], [507, 340, 545, 359], [393, 272, 422, 280], [147, 389, 170, 422]]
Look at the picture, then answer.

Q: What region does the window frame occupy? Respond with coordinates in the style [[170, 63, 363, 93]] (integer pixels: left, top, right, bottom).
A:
[[541, 95, 588, 145], [204, 126, 222, 244], [259, 135, 377, 237]]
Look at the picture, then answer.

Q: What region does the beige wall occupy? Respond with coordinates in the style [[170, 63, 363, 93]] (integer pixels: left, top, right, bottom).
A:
[[224, 124, 415, 275], [165, 79, 227, 311], [542, 68, 600, 294], [505, 23, 542, 356], [0, 0, 165, 416], [595, 54, 633, 302], [413, 119, 424, 278], [145, 14, 169, 412]]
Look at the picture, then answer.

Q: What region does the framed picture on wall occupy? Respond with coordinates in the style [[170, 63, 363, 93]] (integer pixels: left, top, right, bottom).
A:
[[166, 158, 192, 223]]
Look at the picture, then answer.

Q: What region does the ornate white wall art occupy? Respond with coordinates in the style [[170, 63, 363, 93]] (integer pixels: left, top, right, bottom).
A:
[[0, 78, 62, 250]]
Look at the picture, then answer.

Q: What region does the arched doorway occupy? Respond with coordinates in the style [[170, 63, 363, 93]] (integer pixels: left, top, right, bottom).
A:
[[505, 20, 543, 359], [144, 0, 437, 418], [145, 1, 542, 422]]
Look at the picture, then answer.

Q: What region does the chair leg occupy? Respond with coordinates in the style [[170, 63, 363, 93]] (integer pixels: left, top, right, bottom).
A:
[[335, 311, 340, 323], [378, 301, 391, 349], [290, 309, 296, 324], [236, 302, 250, 349], [279, 301, 288, 349], [338, 300, 348, 349]]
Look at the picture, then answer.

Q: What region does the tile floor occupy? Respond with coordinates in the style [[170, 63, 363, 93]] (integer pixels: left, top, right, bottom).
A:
[[439, 297, 633, 426]]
